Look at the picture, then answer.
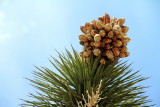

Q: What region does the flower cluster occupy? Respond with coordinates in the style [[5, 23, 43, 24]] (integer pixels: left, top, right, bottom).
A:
[[79, 13, 131, 64]]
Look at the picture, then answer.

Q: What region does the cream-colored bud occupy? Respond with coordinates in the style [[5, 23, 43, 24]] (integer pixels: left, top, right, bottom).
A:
[[112, 47, 120, 56], [93, 48, 101, 56], [106, 50, 114, 59], [96, 20, 104, 30], [125, 52, 130, 57], [94, 42, 101, 48], [119, 52, 126, 58], [85, 22, 93, 31], [120, 46, 128, 52], [104, 13, 110, 24], [99, 30, 106, 37], [118, 18, 125, 25], [94, 34, 101, 42], [103, 38, 112, 44], [110, 17, 117, 24], [100, 58, 106, 64], [79, 34, 88, 42], [121, 26, 129, 33], [104, 24, 112, 32], [113, 40, 122, 47], [86, 30, 91, 34], [80, 26, 87, 34], [108, 31, 114, 38], [91, 30, 98, 36], [113, 25, 121, 34]]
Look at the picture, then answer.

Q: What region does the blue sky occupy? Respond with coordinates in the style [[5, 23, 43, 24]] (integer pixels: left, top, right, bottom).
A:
[[0, 0, 160, 106]]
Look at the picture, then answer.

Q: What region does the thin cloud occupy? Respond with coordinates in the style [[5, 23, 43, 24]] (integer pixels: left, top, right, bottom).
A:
[[0, 11, 11, 43], [2, 0, 9, 7]]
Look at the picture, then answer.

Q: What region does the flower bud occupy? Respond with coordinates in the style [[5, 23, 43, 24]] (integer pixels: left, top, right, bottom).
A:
[[120, 46, 128, 52], [94, 42, 101, 47], [90, 42, 94, 47], [113, 40, 122, 47], [121, 26, 129, 33], [106, 50, 114, 59], [112, 36, 117, 41], [104, 13, 110, 24], [86, 34, 93, 41], [113, 25, 121, 34], [108, 31, 114, 38], [125, 52, 130, 57], [93, 48, 101, 56], [101, 42, 106, 47], [119, 52, 125, 58], [87, 50, 92, 54], [98, 16, 104, 22], [100, 58, 106, 64], [96, 20, 104, 30], [114, 56, 120, 60], [91, 30, 98, 36], [83, 46, 92, 50], [79, 34, 88, 42], [92, 19, 97, 29], [104, 24, 112, 32], [110, 17, 118, 25], [80, 51, 84, 57], [86, 30, 91, 34], [83, 42, 89, 47], [122, 36, 131, 43], [94, 34, 101, 42], [118, 18, 125, 25], [116, 34, 122, 39], [116, 32, 124, 39], [112, 47, 120, 56], [122, 41, 127, 46], [85, 22, 93, 31], [80, 26, 87, 33], [99, 30, 106, 37], [80, 41, 84, 45], [83, 51, 90, 58], [103, 38, 112, 44], [106, 44, 112, 49]]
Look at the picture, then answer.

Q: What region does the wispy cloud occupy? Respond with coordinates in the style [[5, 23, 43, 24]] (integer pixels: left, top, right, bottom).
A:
[[0, 33, 11, 42], [0, 0, 11, 43], [2, 0, 9, 7], [0, 3, 37, 43], [0, 0, 9, 7], [0, 11, 11, 43]]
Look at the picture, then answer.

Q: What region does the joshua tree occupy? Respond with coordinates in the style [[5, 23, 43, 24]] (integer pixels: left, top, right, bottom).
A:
[[21, 13, 153, 107]]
